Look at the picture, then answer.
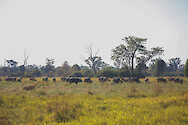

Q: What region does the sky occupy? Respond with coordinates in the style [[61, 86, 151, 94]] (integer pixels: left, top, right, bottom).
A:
[[0, 0, 188, 67]]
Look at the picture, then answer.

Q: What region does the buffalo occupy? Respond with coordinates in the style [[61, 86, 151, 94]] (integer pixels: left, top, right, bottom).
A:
[[180, 79, 183, 84], [68, 77, 82, 84], [61, 77, 67, 81], [113, 77, 122, 83], [99, 77, 110, 82], [129, 77, 140, 83], [168, 77, 175, 82], [53, 77, 56, 82], [17, 79, 22, 82], [174, 78, 183, 84], [5, 77, 16, 82], [84, 77, 92, 83], [145, 78, 149, 82], [174, 78, 180, 83], [30, 78, 36, 81], [43, 77, 48, 82], [157, 78, 166, 83], [122, 77, 130, 82]]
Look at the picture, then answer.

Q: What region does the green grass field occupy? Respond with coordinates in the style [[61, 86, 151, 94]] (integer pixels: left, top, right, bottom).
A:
[[0, 77, 188, 125]]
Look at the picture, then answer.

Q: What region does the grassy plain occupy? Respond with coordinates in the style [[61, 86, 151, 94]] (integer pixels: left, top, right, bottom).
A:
[[0, 77, 188, 125]]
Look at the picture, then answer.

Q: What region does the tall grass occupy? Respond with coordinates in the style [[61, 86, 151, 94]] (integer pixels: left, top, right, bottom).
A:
[[0, 77, 188, 124]]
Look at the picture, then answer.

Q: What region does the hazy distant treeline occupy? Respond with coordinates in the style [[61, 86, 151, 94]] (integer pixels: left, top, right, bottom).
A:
[[0, 57, 186, 78]]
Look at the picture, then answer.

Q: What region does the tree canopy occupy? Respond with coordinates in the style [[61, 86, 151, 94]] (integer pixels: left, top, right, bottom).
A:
[[111, 36, 164, 75]]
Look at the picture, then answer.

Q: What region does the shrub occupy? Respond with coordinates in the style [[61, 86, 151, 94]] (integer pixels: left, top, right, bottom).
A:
[[97, 67, 118, 78], [118, 70, 130, 77], [71, 71, 83, 77], [81, 68, 94, 77]]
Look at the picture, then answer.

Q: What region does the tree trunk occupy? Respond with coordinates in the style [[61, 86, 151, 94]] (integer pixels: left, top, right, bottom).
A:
[[131, 56, 134, 76], [92, 65, 97, 76], [22, 66, 25, 78]]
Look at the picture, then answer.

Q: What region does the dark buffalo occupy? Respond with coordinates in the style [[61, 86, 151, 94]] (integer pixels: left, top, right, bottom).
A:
[[168, 77, 175, 82], [122, 77, 130, 82], [157, 78, 166, 83], [5, 77, 16, 82], [30, 78, 36, 81], [174, 78, 180, 83], [53, 77, 56, 82], [84, 77, 92, 83], [145, 78, 149, 82], [17, 79, 22, 82], [61, 77, 67, 81], [180, 79, 183, 84], [43, 77, 48, 82], [66, 77, 71, 82], [113, 77, 122, 83], [68, 77, 82, 84], [130, 77, 140, 83], [99, 77, 110, 82]]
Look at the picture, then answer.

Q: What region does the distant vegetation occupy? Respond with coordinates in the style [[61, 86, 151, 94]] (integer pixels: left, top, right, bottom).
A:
[[0, 36, 187, 78]]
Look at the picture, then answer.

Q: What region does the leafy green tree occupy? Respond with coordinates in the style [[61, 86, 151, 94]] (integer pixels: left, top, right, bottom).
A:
[[184, 59, 188, 77], [168, 58, 181, 71], [135, 62, 147, 78], [6, 59, 18, 67], [44, 58, 55, 77], [72, 64, 81, 71], [111, 36, 164, 75], [154, 59, 166, 76], [56, 61, 71, 77], [31, 68, 42, 77]]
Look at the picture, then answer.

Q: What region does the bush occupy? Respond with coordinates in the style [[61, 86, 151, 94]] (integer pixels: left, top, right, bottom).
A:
[[118, 70, 130, 77], [81, 68, 94, 77], [71, 71, 83, 77], [97, 67, 118, 78], [133, 72, 145, 78]]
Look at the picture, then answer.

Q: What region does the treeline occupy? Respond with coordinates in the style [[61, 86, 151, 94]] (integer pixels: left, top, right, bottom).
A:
[[0, 36, 188, 78], [0, 58, 187, 78]]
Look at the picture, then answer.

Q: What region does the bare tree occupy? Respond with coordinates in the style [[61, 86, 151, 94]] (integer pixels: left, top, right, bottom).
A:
[[24, 49, 29, 66], [81, 44, 108, 76], [20, 50, 29, 77]]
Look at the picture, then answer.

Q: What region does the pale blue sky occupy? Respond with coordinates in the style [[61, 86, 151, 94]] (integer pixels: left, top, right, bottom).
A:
[[0, 0, 188, 66]]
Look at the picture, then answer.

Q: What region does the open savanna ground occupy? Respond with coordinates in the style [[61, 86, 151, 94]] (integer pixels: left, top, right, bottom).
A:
[[0, 77, 188, 125]]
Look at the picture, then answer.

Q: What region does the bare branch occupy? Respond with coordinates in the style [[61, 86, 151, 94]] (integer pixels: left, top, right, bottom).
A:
[[24, 49, 29, 66], [80, 55, 86, 61], [95, 48, 99, 56]]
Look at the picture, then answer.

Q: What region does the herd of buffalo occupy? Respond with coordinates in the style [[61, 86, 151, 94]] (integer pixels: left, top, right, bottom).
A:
[[0, 76, 184, 84]]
